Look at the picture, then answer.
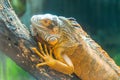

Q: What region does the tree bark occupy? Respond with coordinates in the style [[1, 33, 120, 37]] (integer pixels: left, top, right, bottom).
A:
[[0, 0, 79, 80]]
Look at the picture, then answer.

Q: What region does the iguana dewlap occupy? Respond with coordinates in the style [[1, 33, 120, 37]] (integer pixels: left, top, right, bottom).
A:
[[30, 14, 120, 80]]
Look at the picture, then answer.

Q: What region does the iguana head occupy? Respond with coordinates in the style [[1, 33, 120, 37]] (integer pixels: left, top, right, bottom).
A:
[[31, 14, 80, 47]]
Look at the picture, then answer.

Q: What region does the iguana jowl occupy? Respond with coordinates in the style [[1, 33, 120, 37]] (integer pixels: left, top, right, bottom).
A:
[[30, 14, 120, 80]]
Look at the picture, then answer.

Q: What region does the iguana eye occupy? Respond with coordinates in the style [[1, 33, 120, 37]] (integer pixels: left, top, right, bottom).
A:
[[40, 19, 52, 27]]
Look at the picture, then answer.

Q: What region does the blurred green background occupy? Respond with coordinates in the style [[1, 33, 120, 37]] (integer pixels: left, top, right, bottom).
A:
[[0, 0, 120, 80]]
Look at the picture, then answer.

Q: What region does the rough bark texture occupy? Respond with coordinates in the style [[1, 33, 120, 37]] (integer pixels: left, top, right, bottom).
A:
[[0, 0, 79, 80]]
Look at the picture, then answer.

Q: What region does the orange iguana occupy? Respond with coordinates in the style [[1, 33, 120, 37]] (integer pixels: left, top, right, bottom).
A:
[[30, 14, 120, 80]]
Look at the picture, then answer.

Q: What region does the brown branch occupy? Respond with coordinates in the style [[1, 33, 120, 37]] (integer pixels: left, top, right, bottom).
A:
[[0, 0, 79, 80]]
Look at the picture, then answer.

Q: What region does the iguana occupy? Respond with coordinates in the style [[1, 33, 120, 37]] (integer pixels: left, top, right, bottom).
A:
[[30, 14, 120, 80]]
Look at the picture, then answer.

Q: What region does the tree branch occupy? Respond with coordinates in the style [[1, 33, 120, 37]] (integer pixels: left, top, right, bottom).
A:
[[0, 0, 79, 80]]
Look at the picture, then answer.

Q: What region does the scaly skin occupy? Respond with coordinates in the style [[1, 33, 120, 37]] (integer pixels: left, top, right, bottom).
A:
[[30, 14, 120, 80]]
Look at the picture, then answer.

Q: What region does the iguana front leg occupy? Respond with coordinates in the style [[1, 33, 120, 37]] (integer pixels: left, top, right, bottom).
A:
[[31, 42, 74, 75]]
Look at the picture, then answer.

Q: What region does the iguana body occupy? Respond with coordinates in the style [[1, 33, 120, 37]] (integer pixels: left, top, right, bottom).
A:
[[31, 14, 120, 80]]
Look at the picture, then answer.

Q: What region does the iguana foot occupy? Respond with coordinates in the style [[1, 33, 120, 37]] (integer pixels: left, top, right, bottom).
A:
[[31, 42, 74, 74], [31, 42, 56, 68]]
